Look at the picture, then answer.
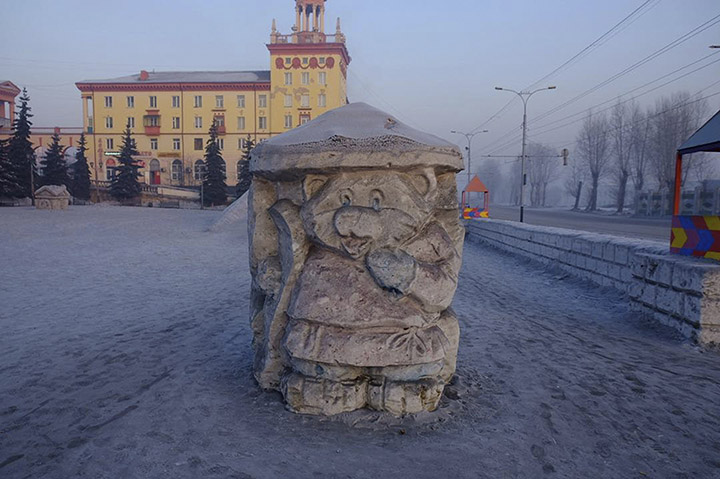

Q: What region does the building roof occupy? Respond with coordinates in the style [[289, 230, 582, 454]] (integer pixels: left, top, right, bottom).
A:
[[0, 80, 21, 96], [678, 109, 720, 155], [78, 70, 271, 84], [464, 176, 488, 193]]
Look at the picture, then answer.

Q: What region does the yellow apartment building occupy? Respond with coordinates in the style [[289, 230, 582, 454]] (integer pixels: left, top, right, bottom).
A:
[[74, 0, 350, 188]]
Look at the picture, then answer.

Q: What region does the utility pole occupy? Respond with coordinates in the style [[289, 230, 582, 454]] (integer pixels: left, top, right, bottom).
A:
[[451, 129, 488, 187], [494, 86, 556, 223]]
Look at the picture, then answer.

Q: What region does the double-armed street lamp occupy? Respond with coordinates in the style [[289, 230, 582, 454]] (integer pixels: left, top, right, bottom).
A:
[[495, 85, 556, 223], [450, 129, 489, 186]]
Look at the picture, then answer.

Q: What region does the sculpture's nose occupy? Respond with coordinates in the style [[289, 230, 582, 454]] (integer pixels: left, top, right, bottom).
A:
[[334, 207, 380, 239]]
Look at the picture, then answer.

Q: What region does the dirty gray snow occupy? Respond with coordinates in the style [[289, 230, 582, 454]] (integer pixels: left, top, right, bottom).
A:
[[1, 206, 720, 478]]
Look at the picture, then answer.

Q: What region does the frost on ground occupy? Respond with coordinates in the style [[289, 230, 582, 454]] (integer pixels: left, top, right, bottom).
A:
[[1, 206, 720, 479]]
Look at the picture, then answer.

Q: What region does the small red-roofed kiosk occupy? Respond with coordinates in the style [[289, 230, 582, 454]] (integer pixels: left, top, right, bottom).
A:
[[671, 110, 720, 261], [462, 175, 490, 219]]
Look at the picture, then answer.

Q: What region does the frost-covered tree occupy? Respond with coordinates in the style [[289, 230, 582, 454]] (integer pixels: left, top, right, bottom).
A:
[[576, 112, 610, 211], [609, 100, 633, 213], [8, 88, 35, 198], [0, 137, 20, 198], [110, 124, 142, 202], [202, 120, 227, 207], [39, 133, 69, 188], [526, 142, 559, 207], [72, 133, 91, 200], [235, 135, 254, 199]]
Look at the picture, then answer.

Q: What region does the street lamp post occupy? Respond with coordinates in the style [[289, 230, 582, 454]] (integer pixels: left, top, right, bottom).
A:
[[495, 85, 556, 223], [450, 129, 488, 187]]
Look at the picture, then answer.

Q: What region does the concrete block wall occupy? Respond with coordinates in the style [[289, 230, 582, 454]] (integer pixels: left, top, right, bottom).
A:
[[466, 219, 720, 346]]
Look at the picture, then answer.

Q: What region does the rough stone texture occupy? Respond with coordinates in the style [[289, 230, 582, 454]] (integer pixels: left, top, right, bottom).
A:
[[466, 219, 720, 346], [248, 103, 464, 415], [34, 185, 71, 210]]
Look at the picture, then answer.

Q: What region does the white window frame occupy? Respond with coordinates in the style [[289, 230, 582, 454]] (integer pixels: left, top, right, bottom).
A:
[[301, 72, 310, 85], [300, 94, 310, 108], [237, 116, 246, 130], [105, 117, 113, 129], [104, 96, 112, 108], [150, 138, 158, 150], [237, 95, 245, 108], [259, 116, 267, 130], [126, 96, 134, 108], [194, 116, 203, 129], [149, 96, 157, 108], [217, 138, 224, 150], [318, 72, 326, 85], [258, 95, 267, 108], [172, 117, 180, 129], [284, 94, 292, 108], [171, 160, 183, 180], [173, 138, 181, 150], [318, 94, 326, 107], [194, 95, 202, 108], [106, 138, 113, 150], [215, 95, 224, 108], [284, 72, 293, 85], [284, 115, 293, 129], [127, 117, 135, 128], [172, 96, 180, 108]]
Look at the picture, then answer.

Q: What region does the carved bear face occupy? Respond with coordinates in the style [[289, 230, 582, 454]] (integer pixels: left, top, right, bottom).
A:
[[300, 169, 437, 259]]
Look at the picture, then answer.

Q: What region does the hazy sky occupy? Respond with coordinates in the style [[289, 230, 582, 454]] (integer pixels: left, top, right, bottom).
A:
[[2, 0, 719, 160]]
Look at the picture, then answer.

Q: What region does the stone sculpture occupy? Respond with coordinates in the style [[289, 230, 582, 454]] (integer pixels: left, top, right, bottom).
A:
[[248, 103, 465, 415], [35, 185, 71, 210]]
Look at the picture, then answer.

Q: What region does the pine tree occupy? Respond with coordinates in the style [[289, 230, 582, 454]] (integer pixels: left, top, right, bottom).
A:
[[71, 133, 91, 201], [235, 135, 254, 199], [0, 138, 20, 198], [39, 133, 69, 188], [110, 124, 141, 203], [7, 88, 35, 198], [202, 120, 227, 207]]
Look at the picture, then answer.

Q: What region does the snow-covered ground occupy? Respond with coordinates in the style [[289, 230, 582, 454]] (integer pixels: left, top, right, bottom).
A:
[[1, 205, 720, 478]]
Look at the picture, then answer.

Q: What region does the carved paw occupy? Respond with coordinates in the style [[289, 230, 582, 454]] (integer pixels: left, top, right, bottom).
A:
[[366, 249, 416, 295]]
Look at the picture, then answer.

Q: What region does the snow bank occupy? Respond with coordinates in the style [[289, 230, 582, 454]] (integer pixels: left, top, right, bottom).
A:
[[207, 196, 248, 232]]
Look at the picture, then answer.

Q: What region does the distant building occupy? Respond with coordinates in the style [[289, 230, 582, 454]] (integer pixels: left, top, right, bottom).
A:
[[75, 0, 350, 187], [0, 81, 21, 129]]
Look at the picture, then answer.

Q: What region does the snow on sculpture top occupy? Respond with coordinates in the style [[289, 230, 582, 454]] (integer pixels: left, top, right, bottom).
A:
[[248, 102, 465, 416], [250, 102, 464, 178]]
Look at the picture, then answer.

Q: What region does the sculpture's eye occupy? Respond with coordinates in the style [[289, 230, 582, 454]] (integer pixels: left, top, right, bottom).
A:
[[370, 190, 383, 211], [340, 190, 353, 206]]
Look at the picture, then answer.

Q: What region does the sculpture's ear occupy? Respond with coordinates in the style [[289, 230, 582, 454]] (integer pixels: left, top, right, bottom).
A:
[[302, 174, 328, 201], [409, 167, 438, 202]]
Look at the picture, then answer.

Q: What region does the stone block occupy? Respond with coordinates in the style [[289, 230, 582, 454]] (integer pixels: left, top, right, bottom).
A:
[[615, 244, 631, 265], [671, 260, 720, 298], [603, 242, 616, 262], [592, 241, 607, 259]]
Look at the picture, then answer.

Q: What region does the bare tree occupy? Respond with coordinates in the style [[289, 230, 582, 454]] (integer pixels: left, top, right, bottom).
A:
[[526, 142, 559, 207], [564, 150, 585, 210], [609, 100, 633, 213], [576, 112, 611, 211], [628, 102, 651, 208], [474, 159, 504, 205], [649, 91, 709, 192]]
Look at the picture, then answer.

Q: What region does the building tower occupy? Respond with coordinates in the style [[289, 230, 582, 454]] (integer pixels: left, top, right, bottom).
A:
[[268, 0, 350, 132]]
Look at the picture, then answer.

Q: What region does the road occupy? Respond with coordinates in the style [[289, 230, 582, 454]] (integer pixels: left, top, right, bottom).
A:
[[489, 204, 671, 242]]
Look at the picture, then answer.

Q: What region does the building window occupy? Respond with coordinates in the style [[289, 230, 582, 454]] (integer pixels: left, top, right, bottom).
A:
[[194, 138, 203, 150], [172, 117, 180, 129], [172, 95, 180, 108], [149, 96, 157, 108], [301, 72, 310, 85], [194, 116, 202, 129], [302, 57, 308, 65], [258, 95, 267, 108], [237, 138, 244, 150], [318, 94, 326, 107], [237, 116, 246, 130], [194, 160, 204, 180], [319, 57, 326, 65], [144, 115, 160, 127], [217, 138, 224, 150], [214, 116, 225, 127], [285, 57, 291, 65], [104, 96, 113, 108], [171, 160, 183, 181], [284, 72, 292, 85], [300, 114, 311, 125], [301, 94, 310, 108], [150, 138, 158, 150], [173, 138, 181, 150], [126, 96, 134, 108], [127, 117, 135, 128], [105, 117, 113, 129], [259, 116, 267, 130], [194, 95, 202, 108], [284, 115, 293, 129], [237, 95, 245, 108], [215, 95, 224, 108], [284, 94, 292, 108], [106, 138, 114, 150], [318, 72, 326, 85]]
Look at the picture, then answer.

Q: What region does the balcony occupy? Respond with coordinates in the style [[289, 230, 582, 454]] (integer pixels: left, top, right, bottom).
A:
[[143, 114, 161, 135], [144, 126, 161, 135], [216, 125, 226, 135]]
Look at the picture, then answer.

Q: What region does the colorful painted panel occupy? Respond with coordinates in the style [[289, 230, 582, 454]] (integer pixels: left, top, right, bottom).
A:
[[670, 215, 720, 261], [463, 207, 489, 219]]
